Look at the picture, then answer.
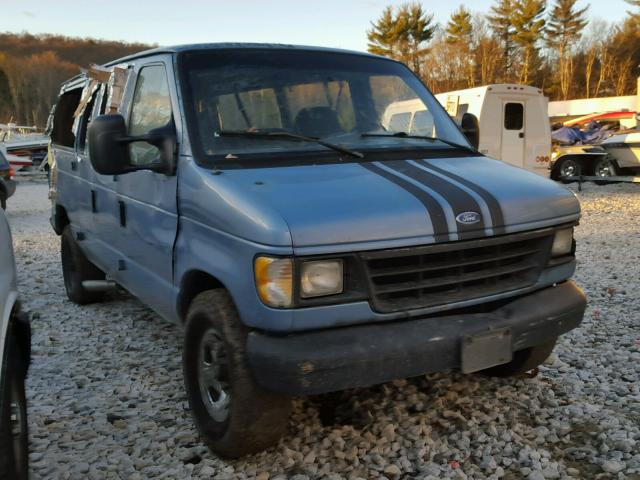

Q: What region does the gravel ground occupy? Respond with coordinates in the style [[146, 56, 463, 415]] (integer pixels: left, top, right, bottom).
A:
[[4, 178, 639, 480]]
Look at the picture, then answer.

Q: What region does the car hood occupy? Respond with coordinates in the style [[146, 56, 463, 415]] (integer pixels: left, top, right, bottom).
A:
[[220, 156, 580, 250]]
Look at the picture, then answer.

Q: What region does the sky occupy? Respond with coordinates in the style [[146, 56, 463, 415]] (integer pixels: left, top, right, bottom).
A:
[[0, 0, 631, 52]]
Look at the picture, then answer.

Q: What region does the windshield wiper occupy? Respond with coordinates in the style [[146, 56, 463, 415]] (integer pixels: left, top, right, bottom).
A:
[[361, 131, 475, 152], [217, 130, 364, 159]]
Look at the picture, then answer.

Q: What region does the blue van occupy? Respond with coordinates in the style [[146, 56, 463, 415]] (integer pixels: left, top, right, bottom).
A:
[[49, 44, 586, 457]]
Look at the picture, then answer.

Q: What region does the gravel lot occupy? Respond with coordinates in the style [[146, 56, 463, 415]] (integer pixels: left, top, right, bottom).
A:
[[4, 178, 639, 480]]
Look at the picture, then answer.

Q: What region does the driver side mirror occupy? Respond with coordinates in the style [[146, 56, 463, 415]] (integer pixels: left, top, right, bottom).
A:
[[461, 113, 480, 150], [88, 114, 176, 176]]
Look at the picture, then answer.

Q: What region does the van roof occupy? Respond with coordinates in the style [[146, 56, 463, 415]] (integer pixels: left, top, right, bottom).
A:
[[58, 43, 390, 90], [104, 42, 384, 67], [437, 84, 544, 98]]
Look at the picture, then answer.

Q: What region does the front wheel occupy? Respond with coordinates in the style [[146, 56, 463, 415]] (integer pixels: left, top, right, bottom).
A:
[[183, 290, 291, 458], [481, 339, 557, 377], [0, 330, 29, 480]]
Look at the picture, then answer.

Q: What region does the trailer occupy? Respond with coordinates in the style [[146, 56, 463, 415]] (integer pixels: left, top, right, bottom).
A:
[[434, 84, 552, 176]]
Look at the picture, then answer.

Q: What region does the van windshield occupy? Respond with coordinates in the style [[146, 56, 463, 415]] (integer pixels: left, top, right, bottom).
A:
[[179, 49, 471, 164]]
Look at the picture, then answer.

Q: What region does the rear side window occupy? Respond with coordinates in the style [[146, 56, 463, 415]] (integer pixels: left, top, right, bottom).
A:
[[51, 88, 83, 147], [504, 103, 524, 130], [77, 89, 101, 153], [128, 65, 173, 166]]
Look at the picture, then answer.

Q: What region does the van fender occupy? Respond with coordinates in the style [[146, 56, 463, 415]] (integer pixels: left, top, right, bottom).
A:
[[173, 219, 294, 332], [50, 203, 69, 235]]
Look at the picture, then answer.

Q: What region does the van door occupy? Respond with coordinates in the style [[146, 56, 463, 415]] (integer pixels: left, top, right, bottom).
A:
[[114, 57, 179, 320], [501, 102, 525, 168], [76, 84, 116, 252]]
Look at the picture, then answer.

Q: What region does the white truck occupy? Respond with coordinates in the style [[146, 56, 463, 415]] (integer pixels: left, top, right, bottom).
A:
[[434, 85, 552, 176], [381, 85, 552, 176]]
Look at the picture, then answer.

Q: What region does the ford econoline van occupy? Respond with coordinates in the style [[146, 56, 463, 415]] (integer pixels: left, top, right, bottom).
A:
[[49, 44, 586, 457]]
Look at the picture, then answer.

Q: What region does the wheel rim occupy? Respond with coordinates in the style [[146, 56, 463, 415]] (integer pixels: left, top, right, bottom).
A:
[[197, 328, 230, 423], [560, 160, 579, 177], [595, 161, 613, 177], [10, 378, 26, 476]]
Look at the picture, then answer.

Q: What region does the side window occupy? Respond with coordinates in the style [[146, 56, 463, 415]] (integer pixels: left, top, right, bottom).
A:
[[77, 88, 101, 153], [128, 65, 173, 166], [51, 88, 83, 148], [504, 103, 524, 130]]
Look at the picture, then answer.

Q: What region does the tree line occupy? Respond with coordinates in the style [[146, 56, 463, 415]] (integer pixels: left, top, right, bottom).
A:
[[1, 3, 638, 127], [0, 33, 151, 128], [368, 0, 640, 100]]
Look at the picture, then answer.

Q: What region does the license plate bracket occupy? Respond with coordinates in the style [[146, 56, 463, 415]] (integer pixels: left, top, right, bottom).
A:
[[461, 328, 513, 374]]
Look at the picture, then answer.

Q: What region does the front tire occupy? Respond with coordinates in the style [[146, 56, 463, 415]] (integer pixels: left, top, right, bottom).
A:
[[61, 226, 105, 304], [183, 290, 291, 458], [481, 339, 557, 377], [0, 328, 28, 480]]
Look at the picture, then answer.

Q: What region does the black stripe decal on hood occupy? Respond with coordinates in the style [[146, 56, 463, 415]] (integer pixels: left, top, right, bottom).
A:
[[361, 162, 450, 242], [421, 159, 506, 235], [382, 160, 486, 240]]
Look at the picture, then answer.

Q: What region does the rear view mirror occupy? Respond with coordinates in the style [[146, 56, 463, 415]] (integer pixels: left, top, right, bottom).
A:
[[461, 113, 480, 150], [88, 114, 176, 176]]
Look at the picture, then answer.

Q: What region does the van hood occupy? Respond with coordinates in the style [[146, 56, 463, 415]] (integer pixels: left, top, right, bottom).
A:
[[222, 156, 580, 250]]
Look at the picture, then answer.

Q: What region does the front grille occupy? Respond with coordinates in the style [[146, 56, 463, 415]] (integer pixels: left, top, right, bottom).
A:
[[361, 229, 555, 313]]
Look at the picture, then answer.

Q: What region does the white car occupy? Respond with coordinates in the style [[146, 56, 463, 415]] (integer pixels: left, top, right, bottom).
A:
[[0, 208, 30, 479]]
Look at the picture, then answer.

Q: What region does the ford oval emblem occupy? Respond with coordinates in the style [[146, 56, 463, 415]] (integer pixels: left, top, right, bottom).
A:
[[456, 211, 481, 225]]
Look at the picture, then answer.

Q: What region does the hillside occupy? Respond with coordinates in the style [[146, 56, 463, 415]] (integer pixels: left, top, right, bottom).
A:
[[0, 33, 153, 127]]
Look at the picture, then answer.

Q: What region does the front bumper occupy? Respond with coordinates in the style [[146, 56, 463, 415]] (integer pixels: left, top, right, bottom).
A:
[[247, 281, 586, 395]]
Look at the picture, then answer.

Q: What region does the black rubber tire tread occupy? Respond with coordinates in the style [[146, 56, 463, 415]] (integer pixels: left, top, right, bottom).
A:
[[0, 326, 28, 480], [61, 225, 105, 304], [183, 290, 291, 458], [481, 339, 557, 377], [555, 158, 581, 184], [593, 157, 618, 185]]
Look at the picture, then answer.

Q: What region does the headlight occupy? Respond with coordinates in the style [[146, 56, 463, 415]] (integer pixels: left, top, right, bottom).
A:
[[300, 260, 344, 298], [254, 256, 293, 308], [551, 228, 574, 257]]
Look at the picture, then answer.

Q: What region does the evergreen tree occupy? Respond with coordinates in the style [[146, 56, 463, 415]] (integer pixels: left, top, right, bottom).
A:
[[446, 6, 473, 44], [625, 0, 640, 27], [546, 0, 589, 99], [446, 6, 475, 87], [367, 6, 398, 58], [512, 0, 547, 84], [488, 0, 515, 80], [367, 2, 436, 76]]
